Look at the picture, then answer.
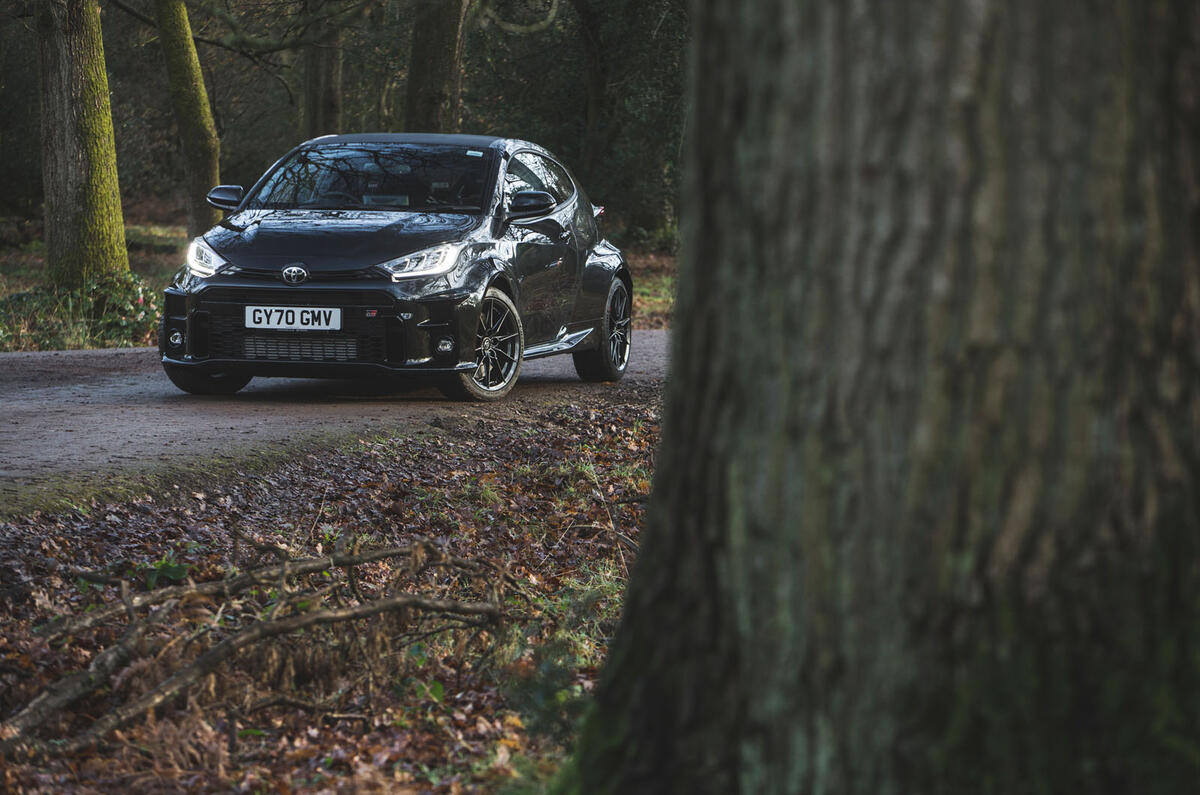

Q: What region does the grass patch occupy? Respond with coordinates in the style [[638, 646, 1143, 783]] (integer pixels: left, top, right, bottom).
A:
[[627, 250, 675, 330]]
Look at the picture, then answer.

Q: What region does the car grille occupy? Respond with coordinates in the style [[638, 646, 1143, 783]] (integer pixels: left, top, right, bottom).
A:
[[199, 294, 393, 363], [242, 334, 360, 361]]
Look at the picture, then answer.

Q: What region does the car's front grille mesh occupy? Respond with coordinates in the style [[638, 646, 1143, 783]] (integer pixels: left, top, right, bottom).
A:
[[242, 335, 359, 361], [203, 311, 389, 363]]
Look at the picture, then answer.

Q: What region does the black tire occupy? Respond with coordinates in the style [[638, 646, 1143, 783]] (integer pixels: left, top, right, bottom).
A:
[[439, 287, 524, 401], [163, 363, 252, 395], [573, 277, 631, 382]]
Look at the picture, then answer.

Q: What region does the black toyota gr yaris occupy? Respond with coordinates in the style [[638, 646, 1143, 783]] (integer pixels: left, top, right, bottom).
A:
[[159, 133, 632, 401]]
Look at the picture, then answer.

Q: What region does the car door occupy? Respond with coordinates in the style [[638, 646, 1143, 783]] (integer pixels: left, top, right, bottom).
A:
[[501, 152, 575, 345], [531, 155, 586, 324]]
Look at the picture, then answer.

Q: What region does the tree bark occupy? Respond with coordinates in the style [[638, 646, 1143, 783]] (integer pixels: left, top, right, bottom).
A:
[[566, 0, 611, 178], [153, 0, 221, 238], [404, 0, 470, 133], [570, 0, 1200, 793], [36, 0, 129, 288], [299, 0, 344, 139], [301, 30, 343, 139]]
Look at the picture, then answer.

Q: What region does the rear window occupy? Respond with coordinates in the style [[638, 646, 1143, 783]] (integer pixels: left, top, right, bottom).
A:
[[246, 144, 494, 213]]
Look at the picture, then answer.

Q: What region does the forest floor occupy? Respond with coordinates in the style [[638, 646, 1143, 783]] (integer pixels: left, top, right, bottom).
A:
[[0, 215, 673, 790], [1, 382, 662, 792]]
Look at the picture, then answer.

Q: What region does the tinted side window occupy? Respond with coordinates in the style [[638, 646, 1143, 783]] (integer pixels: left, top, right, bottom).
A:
[[509, 152, 576, 204], [536, 156, 576, 204], [504, 154, 550, 203]]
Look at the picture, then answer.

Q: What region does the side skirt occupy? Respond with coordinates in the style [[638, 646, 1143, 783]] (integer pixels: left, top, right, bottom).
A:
[[524, 326, 596, 360]]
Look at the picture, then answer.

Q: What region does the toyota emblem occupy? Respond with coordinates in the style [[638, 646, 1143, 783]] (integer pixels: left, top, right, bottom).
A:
[[282, 265, 309, 284]]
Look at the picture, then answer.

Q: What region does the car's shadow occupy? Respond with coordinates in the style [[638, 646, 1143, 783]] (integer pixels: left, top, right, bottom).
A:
[[218, 365, 579, 403]]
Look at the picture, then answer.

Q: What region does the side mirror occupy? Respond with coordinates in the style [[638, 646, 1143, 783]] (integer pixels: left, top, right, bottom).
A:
[[505, 190, 556, 221], [206, 185, 244, 211]]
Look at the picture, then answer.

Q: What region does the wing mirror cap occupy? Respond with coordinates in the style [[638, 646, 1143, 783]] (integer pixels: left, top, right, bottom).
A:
[[505, 190, 556, 221], [206, 185, 244, 211]]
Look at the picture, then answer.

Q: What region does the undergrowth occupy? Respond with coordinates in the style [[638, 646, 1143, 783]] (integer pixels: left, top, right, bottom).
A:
[[0, 271, 159, 352]]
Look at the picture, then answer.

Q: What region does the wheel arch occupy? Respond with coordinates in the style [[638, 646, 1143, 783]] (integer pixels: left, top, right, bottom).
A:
[[486, 270, 517, 303], [616, 263, 633, 297]]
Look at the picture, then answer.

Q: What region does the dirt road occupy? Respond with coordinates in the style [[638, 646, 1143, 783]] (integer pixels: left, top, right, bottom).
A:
[[0, 331, 668, 509]]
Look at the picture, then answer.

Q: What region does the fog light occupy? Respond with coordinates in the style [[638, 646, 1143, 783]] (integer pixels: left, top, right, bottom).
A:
[[169, 331, 184, 347], [436, 337, 455, 354]]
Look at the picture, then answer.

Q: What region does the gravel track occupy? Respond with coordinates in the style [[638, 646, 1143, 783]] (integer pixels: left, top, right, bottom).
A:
[[0, 330, 668, 498]]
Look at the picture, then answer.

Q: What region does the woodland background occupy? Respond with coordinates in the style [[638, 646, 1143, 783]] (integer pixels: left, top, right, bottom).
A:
[[0, 0, 686, 246]]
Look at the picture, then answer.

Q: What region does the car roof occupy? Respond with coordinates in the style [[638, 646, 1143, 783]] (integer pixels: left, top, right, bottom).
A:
[[302, 133, 508, 150]]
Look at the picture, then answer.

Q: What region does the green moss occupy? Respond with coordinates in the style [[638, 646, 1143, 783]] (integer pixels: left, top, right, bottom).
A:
[[41, 0, 129, 289], [154, 0, 221, 236]]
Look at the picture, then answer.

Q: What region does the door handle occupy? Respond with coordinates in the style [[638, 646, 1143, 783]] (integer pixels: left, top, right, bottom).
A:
[[548, 258, 563, 269]]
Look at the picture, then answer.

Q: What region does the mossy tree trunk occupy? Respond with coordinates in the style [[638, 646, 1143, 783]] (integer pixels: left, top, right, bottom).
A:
[[153, 0, 221, 238], [36, 0, 129, 288], [570, 0, 1200, 793], [404, 0, 469, 133]]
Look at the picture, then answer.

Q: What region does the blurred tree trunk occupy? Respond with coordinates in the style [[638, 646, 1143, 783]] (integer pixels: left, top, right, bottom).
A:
[[153, 0, 221, 238], [301, 1, 343, 138], [36, 0, 129, 288], [569, 0, 1200, 793], [567, 0, 612, 177], [565, 0, 685, 234], [404, 0, 469, 132]]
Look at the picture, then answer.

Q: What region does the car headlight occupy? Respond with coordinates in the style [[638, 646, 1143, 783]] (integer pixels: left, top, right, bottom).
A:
[[186, 238, 231, 278], [376, 243, 465, 280]]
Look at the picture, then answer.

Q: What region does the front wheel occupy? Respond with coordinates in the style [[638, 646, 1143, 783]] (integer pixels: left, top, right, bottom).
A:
[[162, 363, 252, 395], [439, 288, 524, 401], [573, 278, 631, 382]]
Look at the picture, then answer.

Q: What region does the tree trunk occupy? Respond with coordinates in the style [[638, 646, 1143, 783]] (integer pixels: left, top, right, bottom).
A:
[[153, 0, 221, 238], [567, 0, 609, 178], [36, 0, 129, 288], [570, 1, 1200, 793], [301, 3, 343, 139], [404, 0, 469, 133]]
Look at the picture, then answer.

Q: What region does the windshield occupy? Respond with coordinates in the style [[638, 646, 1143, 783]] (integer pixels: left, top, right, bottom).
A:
[[245, 143, 494, 213]]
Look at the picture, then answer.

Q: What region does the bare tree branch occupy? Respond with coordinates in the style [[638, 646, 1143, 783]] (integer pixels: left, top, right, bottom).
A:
[[480, 0, 559, 34]]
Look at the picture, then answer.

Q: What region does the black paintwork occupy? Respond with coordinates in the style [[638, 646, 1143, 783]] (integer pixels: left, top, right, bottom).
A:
[[160, 134, 629, 381]]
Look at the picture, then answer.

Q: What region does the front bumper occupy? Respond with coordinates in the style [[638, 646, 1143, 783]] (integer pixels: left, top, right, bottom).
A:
[[159, 275, 481, 378]]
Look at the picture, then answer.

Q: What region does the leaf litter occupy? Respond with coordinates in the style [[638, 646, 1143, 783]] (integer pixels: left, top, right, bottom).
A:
[[0, 381, 661, 792]]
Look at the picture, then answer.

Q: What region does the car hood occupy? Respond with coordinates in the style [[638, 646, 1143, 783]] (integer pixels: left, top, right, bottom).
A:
[[204, 209, 485, 272]]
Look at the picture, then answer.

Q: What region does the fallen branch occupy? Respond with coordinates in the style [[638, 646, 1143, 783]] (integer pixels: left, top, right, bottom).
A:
[[51, 592, 498, 756], [244, 695, 367, 723], [0, 601, 177, 754], [42, 543, 512, 641]]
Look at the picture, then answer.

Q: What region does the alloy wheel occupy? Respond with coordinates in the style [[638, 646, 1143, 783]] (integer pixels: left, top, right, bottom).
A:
[[472, 295, 521, 391], [608, 282, 632, 369]]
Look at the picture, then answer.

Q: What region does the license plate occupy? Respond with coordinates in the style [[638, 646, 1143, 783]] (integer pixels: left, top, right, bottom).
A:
[[245, 306, 342, 331]]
